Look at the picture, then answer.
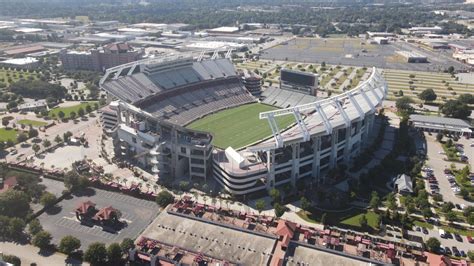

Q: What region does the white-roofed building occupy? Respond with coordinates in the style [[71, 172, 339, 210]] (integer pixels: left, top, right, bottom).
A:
[[0, 57, 39, 70]]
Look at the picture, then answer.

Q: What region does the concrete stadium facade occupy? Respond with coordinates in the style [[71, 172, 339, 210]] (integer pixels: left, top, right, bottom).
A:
[[100, 55, 387, 196]]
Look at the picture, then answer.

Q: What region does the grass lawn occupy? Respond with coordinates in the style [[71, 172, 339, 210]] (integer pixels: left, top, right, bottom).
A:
[[297, 208, 380, 230], [186, 103, 295, 149], [340, 211, 380, 229], [17, 119, 47, 127], [413, 220, 434, 230], [440, 225, 474, 237], [49, 101, 98, 119], [0, 128, 19, 142]]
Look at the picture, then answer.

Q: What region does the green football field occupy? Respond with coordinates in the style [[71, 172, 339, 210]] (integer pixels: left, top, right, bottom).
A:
[[187, 103, 295, 149]]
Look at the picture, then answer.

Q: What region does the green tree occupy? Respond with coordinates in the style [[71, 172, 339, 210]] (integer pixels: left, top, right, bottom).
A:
[[59, 235, 81, 255], [269, 188, 281, 203], [2, 117, 9, 127], [54, 135, 62, 144], [418, 88, 437, 103], [58, 110, 65, 120], [32, 144, 41, 154], [69, 111, 76, 120], [107, 243, 123, 265], [17, 133, 28, 143], [359, 214, 368, 228], [445, 211, 457, 222], [255, 199, 266, 215], [8, 217, 25, 240], [458, 93, 474, 104], [28, 219, 43, 236], [84, 242, 107, 265], [155, 190, 174, 207], [369, 191, 381, 211], [300, 197, 311, 213], [120, 238, 135, 253], [321, 213, 328, 225], [468, 251, 474, 261], [274, 203, 285, 217], [0, 190, 30, 218], [441, 99, 471, 119], [395, 96, 414, 114], [28, 128, 38, 138], [78, 107, 85, 117], [40, 192, 57, 207], [2, 255, 21, 266], [426, 237, 441, 252], [32, 230, 52, 250], [436, 132, 443, 142], [386, 192, 397, 211], [467, 213, 474, 225], [85, 105, 92, 113], [42, 139, 51, 149]]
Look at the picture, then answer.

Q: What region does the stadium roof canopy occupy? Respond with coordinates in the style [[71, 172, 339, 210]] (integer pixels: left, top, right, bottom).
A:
[[409, 114, 472, 133]]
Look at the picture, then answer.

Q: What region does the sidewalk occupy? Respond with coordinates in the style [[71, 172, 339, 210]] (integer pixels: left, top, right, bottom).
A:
[[0, 241, 88, 266]]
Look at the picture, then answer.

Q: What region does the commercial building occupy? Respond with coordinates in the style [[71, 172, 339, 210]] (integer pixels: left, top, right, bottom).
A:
[[373, 37, 389, 45], [409, 114, 472, 136], [407, 26, 443, 36], [207, 26, 240, 35], [366, 32, 396, 38], [1, 44, 45, 57], [396, 51, 428, 63], [0, 57, 39, 70], [60, 42, 143, 72], [99, 55, 387, 195]]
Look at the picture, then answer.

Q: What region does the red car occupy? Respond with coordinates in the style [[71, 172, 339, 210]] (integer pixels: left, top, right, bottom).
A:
[[467, 236, 474, 243]]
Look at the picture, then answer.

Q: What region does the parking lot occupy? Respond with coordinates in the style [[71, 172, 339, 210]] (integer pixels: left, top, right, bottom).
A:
[[424, 133, 472, 206], [260, 38, 467, 72], [38, 185, 160, 248]]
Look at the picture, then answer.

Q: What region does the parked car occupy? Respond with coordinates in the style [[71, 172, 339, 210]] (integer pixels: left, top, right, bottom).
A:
[[422, 227, 428, 235], [444, 169, 452, 174], [454, 233, 463, 242], [445, 247, 452, 255], [467, 236, 474, 243], [452, 246, 461, 257], [461, 250, 466, 257]]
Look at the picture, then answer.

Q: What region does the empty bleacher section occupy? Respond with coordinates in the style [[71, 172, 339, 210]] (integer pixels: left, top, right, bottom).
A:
[[101, 58, 256, 126], [261, 87, 318, 108]]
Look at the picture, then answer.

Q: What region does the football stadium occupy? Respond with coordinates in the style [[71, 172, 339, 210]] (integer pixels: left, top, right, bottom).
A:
[[99, 55, 387, 195]]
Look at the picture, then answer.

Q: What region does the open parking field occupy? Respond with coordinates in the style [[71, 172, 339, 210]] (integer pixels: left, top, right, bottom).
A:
[[38, 186, 160, 249], [0, 68, 39, 86], [186, 103, 294, 149], [139, 211, 277, 265], [261, 38, 467, 72], [383, 69, 474, 103]]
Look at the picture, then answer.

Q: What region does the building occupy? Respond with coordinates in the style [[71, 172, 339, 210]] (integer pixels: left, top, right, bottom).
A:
[[60, 42, 143, 72], [409, 114, 472, 136], [17, 100, 48, 112], [0, 176, 17, 194], [366, 32, 396, 38], [207, 26, 240, 34], [280, 69, 318, 96], [407, 26, 443, 36], [373, 37, 389, 45], [99, 56, 387, 195], [1, 44, 45, 57], [0, 57, 39, 70], [240, 69, 262, 97], [99, 101, 120, 133], [396, 51, 428, 63], [394, 174, 413, 195]]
